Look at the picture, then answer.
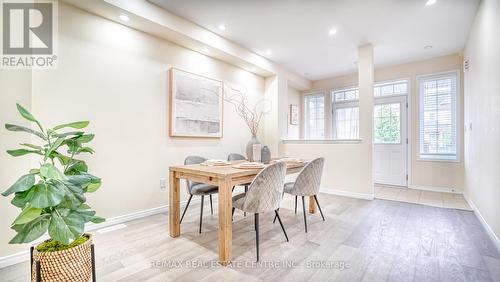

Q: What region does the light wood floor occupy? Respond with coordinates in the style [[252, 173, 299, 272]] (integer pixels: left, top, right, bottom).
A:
[[1, 193, 499, 282], [374, 185, 472, 210]]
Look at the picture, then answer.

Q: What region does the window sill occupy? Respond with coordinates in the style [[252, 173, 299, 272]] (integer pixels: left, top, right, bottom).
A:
[[417, 156, 460, 163], [282, 139, 363, 144]]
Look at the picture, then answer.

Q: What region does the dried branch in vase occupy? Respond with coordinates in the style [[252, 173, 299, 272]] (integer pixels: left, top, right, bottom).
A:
[[203, 84, 271, 136]]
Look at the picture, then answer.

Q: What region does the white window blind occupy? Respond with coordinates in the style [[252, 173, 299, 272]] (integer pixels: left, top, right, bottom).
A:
[[332, 87, 359, 139], [304, 93, 325, 139], [418, 72, 458, 161]]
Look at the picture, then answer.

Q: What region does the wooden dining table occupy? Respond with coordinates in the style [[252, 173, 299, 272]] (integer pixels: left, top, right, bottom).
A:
[[169, 160, 316, 265]]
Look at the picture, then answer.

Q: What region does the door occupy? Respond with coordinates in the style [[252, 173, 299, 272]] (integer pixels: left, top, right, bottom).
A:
[[373, 95, 407, 186]]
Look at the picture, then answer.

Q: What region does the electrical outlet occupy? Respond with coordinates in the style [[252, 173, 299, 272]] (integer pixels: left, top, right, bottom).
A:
[[160, 177, 166, 189]]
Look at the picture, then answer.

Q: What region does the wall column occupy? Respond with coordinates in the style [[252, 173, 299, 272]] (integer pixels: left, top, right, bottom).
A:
[[358, 44, 374, 193], [263, 75, 288, 157]]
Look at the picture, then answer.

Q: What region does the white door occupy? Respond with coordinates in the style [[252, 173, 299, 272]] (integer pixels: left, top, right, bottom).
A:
[[373, 96, 407, 186]]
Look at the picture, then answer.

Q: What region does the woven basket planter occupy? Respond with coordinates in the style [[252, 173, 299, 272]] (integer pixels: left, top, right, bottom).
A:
[[31, 234, 93, 282]]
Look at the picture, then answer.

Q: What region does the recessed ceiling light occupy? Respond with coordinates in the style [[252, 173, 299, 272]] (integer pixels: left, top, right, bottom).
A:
[[119, 14, 129, 22], [202, 46, 209, 52], [265, 49, 272, 56], [328, 28, 337, 36], [250, 66, 257, 71], [425, 0, 437, 6], [424, 45, 433, 50], [218, 24, 226, 31]]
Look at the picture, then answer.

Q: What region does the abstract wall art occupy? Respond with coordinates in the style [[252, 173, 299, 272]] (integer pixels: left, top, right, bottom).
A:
[[169, 68, 223, 138]]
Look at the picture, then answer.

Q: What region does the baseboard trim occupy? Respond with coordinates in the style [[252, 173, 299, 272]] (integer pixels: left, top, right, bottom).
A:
[[463, 193, 500, 254], [320, 188, 374, 200], [0, 198, 197, 269], [408, 184, 461, 194]]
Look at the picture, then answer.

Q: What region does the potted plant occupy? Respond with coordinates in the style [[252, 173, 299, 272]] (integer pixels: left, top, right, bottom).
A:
[[2, 104, 104, 282]]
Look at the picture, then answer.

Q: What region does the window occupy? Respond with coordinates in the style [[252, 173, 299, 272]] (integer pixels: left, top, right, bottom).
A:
[[374, 80, 408, 97], [332, 87, 359, 139], [373, 80, 408, 144], [418, 72, 458, 161], [304, 93, 325, 139]]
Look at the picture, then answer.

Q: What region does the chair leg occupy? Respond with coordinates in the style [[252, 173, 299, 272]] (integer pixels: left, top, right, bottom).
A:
[[180, 194, 193, 223], [275, 210, 289, 242], [255, 213, 260, 262], [244, 186, 248, 217], [295, 196, 298, 214], [209, 194, 213, 215], [232, 207, 235, 221], [302, 196, 308, 233], [273, 191, 286, 224], [314, 195, 325, 221], [199, 195, 204, 234]]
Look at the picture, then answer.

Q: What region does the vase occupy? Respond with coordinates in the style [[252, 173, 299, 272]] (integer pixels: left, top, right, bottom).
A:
[[261, 146, 271, 164], [246, 134, 262, 162]]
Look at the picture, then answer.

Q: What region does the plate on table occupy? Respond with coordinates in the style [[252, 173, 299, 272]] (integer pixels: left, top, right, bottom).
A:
[[232, 162, 266, 169], [274, 158, 305, 163], [200, 159, 231, 166]]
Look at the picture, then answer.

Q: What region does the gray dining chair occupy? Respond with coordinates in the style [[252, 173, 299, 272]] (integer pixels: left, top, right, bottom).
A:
[[180, 156, 218, 234], [231, 162, 289, 262], [274, 157, 325, 233], [227, 153, 250, 216]]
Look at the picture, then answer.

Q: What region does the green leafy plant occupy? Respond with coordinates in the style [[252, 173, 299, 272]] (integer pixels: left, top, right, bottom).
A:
[[2, 104, 104, 246]]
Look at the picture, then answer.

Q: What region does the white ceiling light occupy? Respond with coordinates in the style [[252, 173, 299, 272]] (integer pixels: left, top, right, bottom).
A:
[[265, 49, 272, 55], [425, 0, 437, 6], [202, 46, 209, 52], [328, 28, 337, 36], [424, 45, 433, 50], [218, 24, 226, 31], [118, 14, 130, 22]]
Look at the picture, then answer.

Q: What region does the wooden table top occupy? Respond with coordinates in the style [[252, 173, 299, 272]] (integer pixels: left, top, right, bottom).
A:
[[169, 160, 306, 178]]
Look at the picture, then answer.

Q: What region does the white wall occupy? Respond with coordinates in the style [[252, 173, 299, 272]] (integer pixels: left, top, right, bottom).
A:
[[463, 0, 500, 239], [0, 70, 33, 258], [0, 3, 265, 258]]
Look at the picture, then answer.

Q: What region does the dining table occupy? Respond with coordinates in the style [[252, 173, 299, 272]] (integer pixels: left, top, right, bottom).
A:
[[168, 160, 316, 265]]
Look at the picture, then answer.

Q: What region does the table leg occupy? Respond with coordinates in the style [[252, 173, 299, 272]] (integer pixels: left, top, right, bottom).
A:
[[169, 171, 180, 237], [218, 178, 232, 265], [309, 195, 316, 214]]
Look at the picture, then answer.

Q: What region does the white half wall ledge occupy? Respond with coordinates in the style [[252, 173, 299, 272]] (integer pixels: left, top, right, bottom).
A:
[[282, 139, 363, 144], [320, 188, 374, 200]]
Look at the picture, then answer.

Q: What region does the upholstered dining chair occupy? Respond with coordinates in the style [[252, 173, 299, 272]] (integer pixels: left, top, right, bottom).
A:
[[227, 153, 251, 216], [180, 156, 218, 234], [274, 157, 325, 233], [232, 162, 289, 262]]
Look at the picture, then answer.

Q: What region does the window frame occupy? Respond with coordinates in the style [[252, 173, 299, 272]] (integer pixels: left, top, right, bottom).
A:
[[373, 79, 409, 145], [332, 86, 360, 140], [416, 70, 460, 162], [303, 91, 326, 140]]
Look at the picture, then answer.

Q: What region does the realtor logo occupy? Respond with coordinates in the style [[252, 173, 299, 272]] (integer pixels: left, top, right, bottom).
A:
[[1, 0, 58, 68]]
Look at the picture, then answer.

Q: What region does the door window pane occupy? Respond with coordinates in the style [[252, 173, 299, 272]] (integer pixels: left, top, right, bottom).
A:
[[374, 103, 401, 143]]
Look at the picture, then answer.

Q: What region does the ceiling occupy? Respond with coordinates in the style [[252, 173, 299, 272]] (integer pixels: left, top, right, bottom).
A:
[[149, 0, 479, 80]]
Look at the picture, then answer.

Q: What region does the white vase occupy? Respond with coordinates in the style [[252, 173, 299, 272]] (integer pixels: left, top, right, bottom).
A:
[[246, 134, 261, 162]]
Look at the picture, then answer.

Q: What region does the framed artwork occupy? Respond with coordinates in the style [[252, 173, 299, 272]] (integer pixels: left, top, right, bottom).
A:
[[169, 68, 224, 138], [290, 104, 299, 125]]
